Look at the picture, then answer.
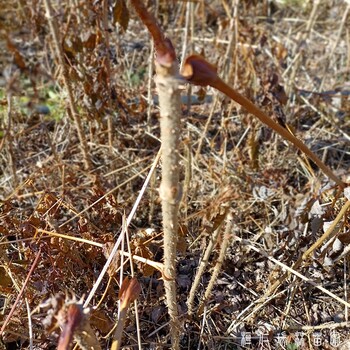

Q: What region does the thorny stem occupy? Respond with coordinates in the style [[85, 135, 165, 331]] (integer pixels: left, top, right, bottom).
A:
[[155, 65, 182, 350], [44, 0, 91, 170], [182, 55, 345, 188], [130, 1, 182, 348]]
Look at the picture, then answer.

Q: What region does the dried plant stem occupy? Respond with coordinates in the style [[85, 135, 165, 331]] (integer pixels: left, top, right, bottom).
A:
[[187, 211, 227, 315], [235, 237, 350, 309], [102, 0, 114, 150], [194, 96, 219, 159], [147, 40, 155, 127], [111, 305, 128, 350], [0, 248, 41, 336], [155, 65, 182, 349], [199, 212, 234, 312], [302, 200, 350, 261], [319, 3, 350, 91], [83, 149, 161, 308], [43, 0, 91, 170], [6, 93, 18, 187], [284, 0, 319, 98], [25, 299, 33, 350]]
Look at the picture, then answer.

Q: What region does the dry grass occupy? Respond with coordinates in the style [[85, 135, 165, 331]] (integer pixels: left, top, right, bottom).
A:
[[0, 1, 349, 349]]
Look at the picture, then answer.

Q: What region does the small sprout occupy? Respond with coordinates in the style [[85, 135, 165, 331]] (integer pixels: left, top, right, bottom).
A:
[[119, 277, 141, 307]]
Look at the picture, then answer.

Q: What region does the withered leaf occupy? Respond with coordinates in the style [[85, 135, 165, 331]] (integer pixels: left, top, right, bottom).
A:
[[113, 0, 129, 32], [196, 87, 207, 102], [339, 230, 350, 244], [0, 267, 12, 287], [80, 30, 97, 50], [90, 309, 113, 334], [6, 36, 26, 69], [63, 37, 83, 61]]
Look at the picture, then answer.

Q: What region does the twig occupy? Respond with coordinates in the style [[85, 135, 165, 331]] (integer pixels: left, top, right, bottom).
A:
[[43, 0, 91, 170], [302, 199, 350, 260], [83, 149, 161, 308], [102, 0, 114, 151], [25, 299, 33, 350], [199, 212, 235, 312], [0, 248, 41, 336], [181, 55, 345, 187], [187, 209, 228, 315], [6, 92, 18, 187]]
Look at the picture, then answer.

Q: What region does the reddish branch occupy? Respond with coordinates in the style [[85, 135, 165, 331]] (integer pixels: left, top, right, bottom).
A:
[[129, 0, 176, 66], [0, 248, 41, 336], [182, 55, 345, 187]]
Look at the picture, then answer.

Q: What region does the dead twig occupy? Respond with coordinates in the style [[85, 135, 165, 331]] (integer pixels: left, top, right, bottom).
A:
[[43, 0, 91, 170]]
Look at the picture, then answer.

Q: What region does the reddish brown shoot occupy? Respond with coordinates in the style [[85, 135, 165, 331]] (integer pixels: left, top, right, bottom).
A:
[[111, 277, 141, 350], [129, 0, 176, 66], [181, 55, 344, 187], [118, 277, 142, 308], [57, 304, 83, 350]]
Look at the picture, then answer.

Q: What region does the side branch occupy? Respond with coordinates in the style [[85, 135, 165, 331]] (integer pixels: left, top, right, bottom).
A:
[[181, 55, 345, 187]]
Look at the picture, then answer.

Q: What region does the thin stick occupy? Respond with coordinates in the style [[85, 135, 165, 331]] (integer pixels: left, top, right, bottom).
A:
[[302, 200, 350, 260], [200, 212, 234, 310], [84, 149, 161, 307], [236, 237, 350, 309], [6, 92, 18, 187], [25, 299, 33, 350], [187, 211, 227, 315], [0, 248, 41, 335], [43, 0, 91, 170]]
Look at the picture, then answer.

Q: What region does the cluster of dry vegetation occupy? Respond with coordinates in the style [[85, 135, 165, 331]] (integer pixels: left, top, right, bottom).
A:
[[0, 0, 350, 349]]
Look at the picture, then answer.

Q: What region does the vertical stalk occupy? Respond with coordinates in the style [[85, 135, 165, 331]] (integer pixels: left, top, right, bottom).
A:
[[44, 0, 91, 170], [155, 63, 182, 349], [129, 2, 182, 347], [102, 0, 114, 151]]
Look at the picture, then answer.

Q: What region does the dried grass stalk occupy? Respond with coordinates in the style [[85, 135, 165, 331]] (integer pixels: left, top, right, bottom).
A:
[[43, 0, 91, 170]]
